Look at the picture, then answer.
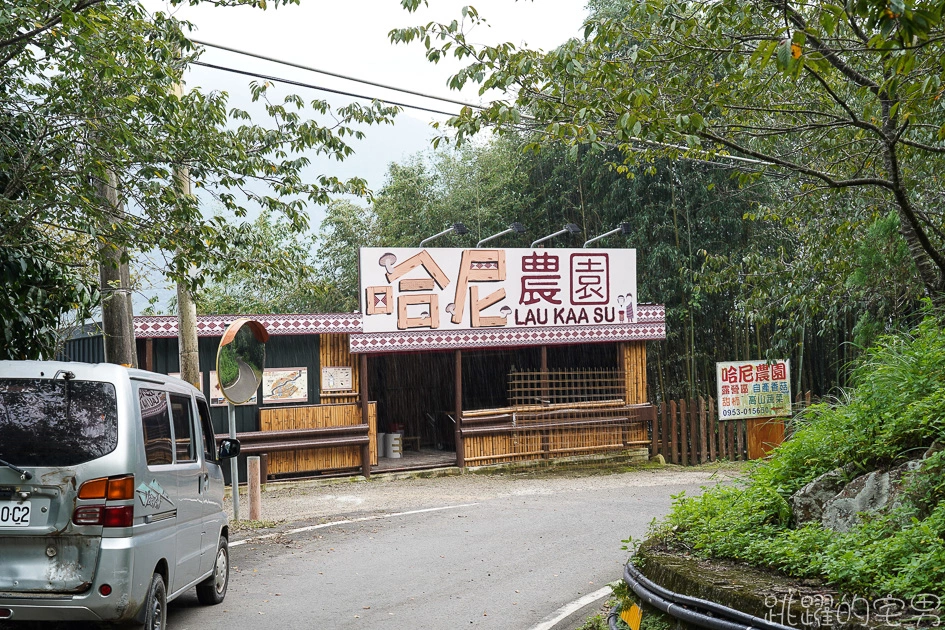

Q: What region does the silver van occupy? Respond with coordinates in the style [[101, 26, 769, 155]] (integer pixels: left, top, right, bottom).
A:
[[0, 361, 240, 628]]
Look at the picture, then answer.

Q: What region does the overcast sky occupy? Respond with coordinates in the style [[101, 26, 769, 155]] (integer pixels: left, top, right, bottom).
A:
[[137, 0, 589, 309], [167, 0, 588, 202]]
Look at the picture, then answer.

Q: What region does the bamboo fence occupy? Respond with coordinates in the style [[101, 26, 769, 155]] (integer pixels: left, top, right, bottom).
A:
[[259, 402, 377, 475], [651, 392, 815, 465]]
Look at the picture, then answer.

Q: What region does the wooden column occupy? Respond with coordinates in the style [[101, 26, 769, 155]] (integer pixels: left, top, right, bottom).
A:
[[540, 345, 549, 402], [144, 339, 154, 372], [359, 353, 371, 479], [454, 350, 464, 468]]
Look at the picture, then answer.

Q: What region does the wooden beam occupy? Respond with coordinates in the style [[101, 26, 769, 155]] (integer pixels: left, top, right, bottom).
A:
[[455, 350, 464, 468], [359, 353, 371, 479]]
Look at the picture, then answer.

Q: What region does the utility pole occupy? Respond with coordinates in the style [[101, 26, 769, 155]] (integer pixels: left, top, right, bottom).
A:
[[173, 80, 200, 388], [96, 170, 138, 368]]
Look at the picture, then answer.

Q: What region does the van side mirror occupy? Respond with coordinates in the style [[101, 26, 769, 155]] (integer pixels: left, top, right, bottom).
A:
[[218, 438, 241, 460]]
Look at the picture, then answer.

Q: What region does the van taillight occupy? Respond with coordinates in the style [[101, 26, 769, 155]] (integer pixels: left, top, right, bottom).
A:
[[106, 476, 135, 500], [73, 506, 103, 525], [72, 505, 134, 527], [78, 475, 135, 500], [103, 506, 134, 528]]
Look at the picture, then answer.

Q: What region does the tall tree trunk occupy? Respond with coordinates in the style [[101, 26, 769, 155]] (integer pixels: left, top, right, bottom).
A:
[[173, 79, 200, 387], [96, 170, 137, 367]]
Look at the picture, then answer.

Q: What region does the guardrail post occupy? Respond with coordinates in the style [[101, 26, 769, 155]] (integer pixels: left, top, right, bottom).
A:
[[247, 456, 261, 521]]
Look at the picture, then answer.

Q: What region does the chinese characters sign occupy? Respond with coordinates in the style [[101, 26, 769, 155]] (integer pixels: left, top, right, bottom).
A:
[[359, 248, 637, 334], [716, 360, 792, 420]]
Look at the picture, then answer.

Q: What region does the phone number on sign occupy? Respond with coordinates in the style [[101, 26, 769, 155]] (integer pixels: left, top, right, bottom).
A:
[[721, 407, 770, 418]]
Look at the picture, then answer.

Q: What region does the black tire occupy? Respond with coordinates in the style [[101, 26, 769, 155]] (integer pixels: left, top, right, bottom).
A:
[[196, 536, 229, 605], [142, 573, 167, 630]]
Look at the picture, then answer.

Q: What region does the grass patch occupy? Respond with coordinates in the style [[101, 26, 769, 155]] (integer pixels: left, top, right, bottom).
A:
[[646, 313, 945, 599]]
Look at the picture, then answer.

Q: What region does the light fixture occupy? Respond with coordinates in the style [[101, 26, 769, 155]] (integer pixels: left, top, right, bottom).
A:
[[419, 222, 469, 247], [530, 223, 581, 248], [582, 222, 632, 248], [476, 222, 526, 247]]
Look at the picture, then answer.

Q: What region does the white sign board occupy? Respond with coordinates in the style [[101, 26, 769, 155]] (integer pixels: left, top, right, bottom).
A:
[[321, 366, 353, 392], [716, 360, 792, 420], [262, 368, 309, 404], [359, 247, 637, 334]]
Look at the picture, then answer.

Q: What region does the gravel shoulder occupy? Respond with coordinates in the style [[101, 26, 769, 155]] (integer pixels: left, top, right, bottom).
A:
[[226, 462, 747, 541]]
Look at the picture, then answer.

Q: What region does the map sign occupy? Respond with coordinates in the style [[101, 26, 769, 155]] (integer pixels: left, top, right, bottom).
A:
[[716, 360, 792, 420], [262, 368, 308, 404], [359, 247, 637, 334]]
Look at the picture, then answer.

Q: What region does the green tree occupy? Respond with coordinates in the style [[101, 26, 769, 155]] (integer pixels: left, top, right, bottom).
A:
[[313, 200, 378, 312], [195, 211, 339, 315], [1, 0, 398, 357], [392, 0, 945, 305]]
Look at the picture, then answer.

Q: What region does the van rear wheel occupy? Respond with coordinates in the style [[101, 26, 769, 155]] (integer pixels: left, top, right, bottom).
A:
[[142, 572, 167, 630], [196, 536, 229, 605]]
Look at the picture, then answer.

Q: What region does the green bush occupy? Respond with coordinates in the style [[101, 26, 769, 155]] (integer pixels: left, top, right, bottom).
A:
[[650, 313, 945, 598]]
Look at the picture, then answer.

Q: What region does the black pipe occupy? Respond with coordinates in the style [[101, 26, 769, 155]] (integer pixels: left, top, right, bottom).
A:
[[621, 562, 797, 630], [624, 562, 794, 630]]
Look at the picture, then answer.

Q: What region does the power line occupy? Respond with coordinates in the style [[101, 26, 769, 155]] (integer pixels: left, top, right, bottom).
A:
[[190, 60, 462, 117], [189, 41, 778, 173], [190, 38, 488, 112]]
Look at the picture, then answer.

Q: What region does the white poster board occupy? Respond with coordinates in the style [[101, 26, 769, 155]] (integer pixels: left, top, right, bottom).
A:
[[262, 368, 309, 404], [716, 360, 792, 420], [321, 366, 353, 392], [359, 247, 637, 334]]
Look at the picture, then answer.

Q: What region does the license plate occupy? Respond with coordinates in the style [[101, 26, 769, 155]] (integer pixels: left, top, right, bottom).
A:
[[0, 501, 31, 527]]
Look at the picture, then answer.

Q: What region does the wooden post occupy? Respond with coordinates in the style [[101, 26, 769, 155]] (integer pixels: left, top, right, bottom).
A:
[[144, 339, 154, 372], [260, 453, 269, 487], [359, 353, 371, 479], [650, 404, 658, 456], [247, 456, 261, 521], [746, 417, 786, 459], [455, 350, 464, 468], [679, 398, 689, 465], [669, 400, 679, 464], [699, 396, 708, 464], [540, 345, 549, 403], [708, 398, 717, 462], [661, 401, 669, 459]]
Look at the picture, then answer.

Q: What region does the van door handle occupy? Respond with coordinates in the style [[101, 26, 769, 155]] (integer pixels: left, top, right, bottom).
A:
[[200, 473, 209, 493]]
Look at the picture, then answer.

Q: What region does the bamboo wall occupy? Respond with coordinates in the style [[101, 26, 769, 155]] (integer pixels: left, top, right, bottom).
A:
[[463, 424, 648, 466], [259, 402, 377, 475], [319, 333, 359, 404], [619, 341, 647, 404], [461, 402, 650, 466]]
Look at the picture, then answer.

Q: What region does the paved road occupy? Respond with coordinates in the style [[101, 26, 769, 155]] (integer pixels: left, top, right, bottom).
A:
[[164, 467, 733, 630], [0, 466, 736, 630]]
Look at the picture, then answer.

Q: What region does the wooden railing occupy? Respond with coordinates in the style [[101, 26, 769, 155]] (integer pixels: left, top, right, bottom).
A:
[[460, 401, 654, 466]]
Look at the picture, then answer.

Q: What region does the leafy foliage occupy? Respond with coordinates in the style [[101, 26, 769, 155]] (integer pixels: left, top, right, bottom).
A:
[[1, 0, 398, 355], [195, 210, 345, 315], [393, 0, 945, 302], [652, 314, 945, 597]]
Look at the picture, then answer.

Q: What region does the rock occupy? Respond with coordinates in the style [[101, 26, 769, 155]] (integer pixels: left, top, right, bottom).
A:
[[790, 467, 849, 526], [924, 440, 943, 459], [821, 460, 922, 532]]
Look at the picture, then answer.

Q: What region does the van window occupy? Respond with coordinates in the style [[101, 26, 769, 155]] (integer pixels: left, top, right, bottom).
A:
[[169, 394, 196, 462], [0, 379, 118, 466], [139, 389, 173, 466], [196, 398, 217, 463]]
